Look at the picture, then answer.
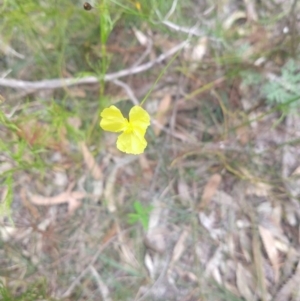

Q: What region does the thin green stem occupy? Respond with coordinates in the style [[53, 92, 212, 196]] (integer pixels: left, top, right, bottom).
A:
[[140, 50, 181, 106]]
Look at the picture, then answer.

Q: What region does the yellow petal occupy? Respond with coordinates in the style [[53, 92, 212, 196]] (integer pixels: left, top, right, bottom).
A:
[[116, 131, 147, 154], [129, 106, 150, 136], [100, 105, 128, 132]]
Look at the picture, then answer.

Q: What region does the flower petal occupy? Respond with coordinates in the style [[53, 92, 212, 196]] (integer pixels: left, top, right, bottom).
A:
[[100, 105, 128, 132], [129, 106, 150, 135], [116, 131, 147, 154]]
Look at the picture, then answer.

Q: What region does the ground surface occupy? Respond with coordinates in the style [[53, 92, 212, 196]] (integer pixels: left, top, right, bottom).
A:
[[1, 0, 300, 300]]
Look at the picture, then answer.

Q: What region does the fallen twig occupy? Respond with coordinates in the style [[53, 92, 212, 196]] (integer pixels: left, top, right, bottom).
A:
[[0, 42, 187, 91]]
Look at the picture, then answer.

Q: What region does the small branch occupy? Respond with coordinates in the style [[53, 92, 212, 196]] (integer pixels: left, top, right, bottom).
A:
[[0, 41, 187, 91], [112, 79, 139, 105], [162, 20, 203, 37], [131, 36, 153, 68]]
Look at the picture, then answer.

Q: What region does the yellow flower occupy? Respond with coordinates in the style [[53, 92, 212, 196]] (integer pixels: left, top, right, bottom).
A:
[[134, 1, 141, 11], [100, 105, 150, 155]]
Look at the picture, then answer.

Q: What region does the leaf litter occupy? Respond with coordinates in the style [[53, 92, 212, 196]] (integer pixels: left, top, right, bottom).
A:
[[2, 1, 300, 300]]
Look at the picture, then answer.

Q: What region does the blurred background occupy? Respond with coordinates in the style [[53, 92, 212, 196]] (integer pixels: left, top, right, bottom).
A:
[[1, 0, 300, 300]]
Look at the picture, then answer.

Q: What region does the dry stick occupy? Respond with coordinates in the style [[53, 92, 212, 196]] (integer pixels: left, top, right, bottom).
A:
[[131, 38, 153, 68], [111, 79, 139, 105], [162, 20, 203, 37], [0, 41, 187, 91], [154, 0, 202, 38]]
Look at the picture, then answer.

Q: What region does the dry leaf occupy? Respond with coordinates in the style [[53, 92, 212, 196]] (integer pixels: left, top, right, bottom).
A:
[[236, 263, 255, 301], [175, 267, 198, 283], [259, 226, 280, 283], [199, 212, 225, 240], [199, 174, 222, 210], [212, 268, 223, 285], [183, 37, 208, 70], [252, 227, 268, 301], [79, 141, 102, 180], [144, 252, 155, 279], [104, 166, 118, 213], [224, 282, 240, 297], [275, 262, 300, 301], [285, 203, 297, 226], [148, 198, 163, 230], [89, 266, 112, 301], [213, 190, 237, 208], [281, 248, 299, 281], [292, 165, 300, 176], [239, 231, 252, 262], [153, 94, 172, 136], [145, 197, 167, 254], [246, 182, 272, 197], [132, 27, 148, 46], [116, 223, 140, 269], [271, 204, 282, 227], [0, 226, 17, 242], [190, 37, 208, 62], [170, 228, 189, 266], [223, 11, 247, 30], [30, 184, 85, 214], [274, 240, 288, 254], [282, 113, 300, 199], [205, 246, 223, 278]]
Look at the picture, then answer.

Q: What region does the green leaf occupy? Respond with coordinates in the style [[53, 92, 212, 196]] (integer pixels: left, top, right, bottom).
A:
[[127, 201, 153, 230], [262, 59, 300, 109]]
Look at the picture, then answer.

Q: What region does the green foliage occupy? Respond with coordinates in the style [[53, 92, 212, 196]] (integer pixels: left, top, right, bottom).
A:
[[0, 280, 56, 301], [47, 101, 85, 142], [0, 173, 13, 219], [127, 201, 153, 230], [0, 110, 19, 132], [240, 70, 263, 86], [262, 59, 300, 109]]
